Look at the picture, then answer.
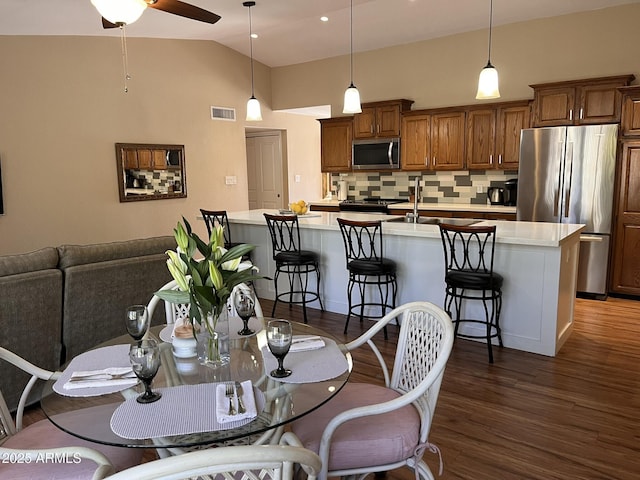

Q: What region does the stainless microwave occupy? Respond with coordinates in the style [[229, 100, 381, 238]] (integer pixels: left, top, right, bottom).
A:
[[352, 138, 400, 170]]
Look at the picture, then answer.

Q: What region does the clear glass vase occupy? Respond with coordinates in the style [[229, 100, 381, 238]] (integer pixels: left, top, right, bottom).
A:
[[196, 309, 230, 367]]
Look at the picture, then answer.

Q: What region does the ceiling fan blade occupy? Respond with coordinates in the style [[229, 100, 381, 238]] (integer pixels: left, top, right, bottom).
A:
[[102, 17, 120, 29], [148, 0, 221, 25]]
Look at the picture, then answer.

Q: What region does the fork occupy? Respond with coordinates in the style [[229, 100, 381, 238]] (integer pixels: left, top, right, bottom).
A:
[[235, 381, 247, 414], [225, 383, 237, 416]]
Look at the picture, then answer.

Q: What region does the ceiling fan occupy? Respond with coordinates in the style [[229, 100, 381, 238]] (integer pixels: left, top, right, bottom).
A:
[[91, 0, 221, 28]]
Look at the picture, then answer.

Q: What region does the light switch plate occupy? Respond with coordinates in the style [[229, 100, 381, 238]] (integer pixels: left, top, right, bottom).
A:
[[225, 176, 237, 185]]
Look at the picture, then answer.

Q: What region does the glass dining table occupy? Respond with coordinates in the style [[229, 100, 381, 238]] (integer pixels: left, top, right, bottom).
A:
[[39, 318, 352, 452]]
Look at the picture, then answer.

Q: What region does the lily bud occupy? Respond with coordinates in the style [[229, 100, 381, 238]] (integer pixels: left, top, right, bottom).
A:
[[209, 260, 223, 290], [174, 222, 189, 252]]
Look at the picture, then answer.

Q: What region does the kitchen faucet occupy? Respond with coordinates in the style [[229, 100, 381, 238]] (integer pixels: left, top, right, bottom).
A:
[[412, 177, 420, 223]]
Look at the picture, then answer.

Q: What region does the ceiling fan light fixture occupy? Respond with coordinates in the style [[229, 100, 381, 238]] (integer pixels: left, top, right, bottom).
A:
[[91, 0, 147, 25], [476, 0, 500, 100]]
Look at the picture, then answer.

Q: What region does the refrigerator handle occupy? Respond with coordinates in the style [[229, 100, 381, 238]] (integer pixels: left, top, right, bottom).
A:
[[553, 142, 563, 216], [564, 142, 574, 218]]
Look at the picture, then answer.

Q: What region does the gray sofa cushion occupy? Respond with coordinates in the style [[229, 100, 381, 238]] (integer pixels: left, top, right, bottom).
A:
[[58, 237, 175, 361], [0, 247, 59, 277], [57, 236, 176, 269], [0, 267, 63, 411]]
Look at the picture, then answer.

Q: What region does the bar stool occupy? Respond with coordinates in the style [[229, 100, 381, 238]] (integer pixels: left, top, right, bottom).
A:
[[337, 218, 397, 339], [263, 213, 324, 324], [200, 209, 251, 261], [438, 223, 504, 363]]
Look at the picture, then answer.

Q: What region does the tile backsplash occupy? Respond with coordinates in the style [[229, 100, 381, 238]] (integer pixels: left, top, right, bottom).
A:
[[330, 170, 518, 205]]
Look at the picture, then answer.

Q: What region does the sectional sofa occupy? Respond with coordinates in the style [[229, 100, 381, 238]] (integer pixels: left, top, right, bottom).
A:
[[0, 236, 176, 411]]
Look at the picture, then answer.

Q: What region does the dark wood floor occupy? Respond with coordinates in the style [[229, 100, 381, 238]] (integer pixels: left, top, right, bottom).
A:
[[23, 296, 640, 479]]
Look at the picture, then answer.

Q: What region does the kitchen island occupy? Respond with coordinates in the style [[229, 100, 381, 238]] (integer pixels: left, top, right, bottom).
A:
[[226, 210, 584, 357]]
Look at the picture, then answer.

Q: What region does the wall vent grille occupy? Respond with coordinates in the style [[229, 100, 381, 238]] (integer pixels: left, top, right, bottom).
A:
[[211, 106, 236, 121]]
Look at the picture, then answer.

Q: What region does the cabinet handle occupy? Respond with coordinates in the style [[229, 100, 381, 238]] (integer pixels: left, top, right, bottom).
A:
[[377, 124, 380, 134], [569, 109, 573, 121], [498, 154, 503, 165], [370, 125, 374, 134], [489, 154, 493, 164], [433, 156, 436, 166], [579, 108, 584, 120]]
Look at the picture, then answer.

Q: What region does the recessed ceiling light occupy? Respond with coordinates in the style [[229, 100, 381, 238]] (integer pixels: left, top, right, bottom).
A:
[[320, 16, 329, 22]]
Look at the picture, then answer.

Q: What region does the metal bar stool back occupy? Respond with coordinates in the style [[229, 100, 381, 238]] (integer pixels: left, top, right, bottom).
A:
[[438, 223, 504, 363], [263, 213, 324, 323], [337, 218, 398, 338]]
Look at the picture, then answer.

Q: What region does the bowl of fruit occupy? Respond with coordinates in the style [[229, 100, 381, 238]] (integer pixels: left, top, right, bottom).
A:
[[289, 200, 309, 215]]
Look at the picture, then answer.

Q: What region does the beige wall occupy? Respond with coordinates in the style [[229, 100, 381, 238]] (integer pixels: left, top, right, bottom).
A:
[[272, 4, 640, 112], [0, 36, 321, 255]]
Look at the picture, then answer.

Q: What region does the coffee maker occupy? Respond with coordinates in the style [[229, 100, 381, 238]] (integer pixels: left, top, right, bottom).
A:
[[504, 178, 518, 206]]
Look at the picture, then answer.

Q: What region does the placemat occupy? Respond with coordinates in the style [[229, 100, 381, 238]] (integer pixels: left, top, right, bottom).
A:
[[53, 344, 138, 397], [110, 383, 265, 440], [261, 337, 349, 383]]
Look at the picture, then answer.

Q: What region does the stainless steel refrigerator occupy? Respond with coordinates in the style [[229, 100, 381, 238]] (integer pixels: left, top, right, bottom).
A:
[[517, 124, 618, 297]]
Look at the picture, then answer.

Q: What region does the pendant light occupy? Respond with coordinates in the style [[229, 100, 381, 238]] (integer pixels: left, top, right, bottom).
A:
[[90, 0, 147, 26], [476, 0, 500, 100], [343, 0, 361, 114], [244, 1, 262, 121]]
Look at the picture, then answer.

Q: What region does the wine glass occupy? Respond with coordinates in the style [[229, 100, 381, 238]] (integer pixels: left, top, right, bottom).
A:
[[266, 319, 292, 378], [125, 305, 149, 343], [234, 288, 256, 336], [129, 339, 162, 404]]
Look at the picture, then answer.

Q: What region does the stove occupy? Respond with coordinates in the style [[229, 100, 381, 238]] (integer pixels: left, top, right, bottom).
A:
[[338, 197, 405, 213]]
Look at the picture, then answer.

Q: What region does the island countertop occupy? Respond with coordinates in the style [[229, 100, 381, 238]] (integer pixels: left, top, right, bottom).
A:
[[226, 209, 583, 248], [225, 209, 584, 357], [308, 199, 517, 215]]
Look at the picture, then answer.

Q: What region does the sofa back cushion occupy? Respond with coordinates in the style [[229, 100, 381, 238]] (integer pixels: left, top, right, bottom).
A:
[[58, 237, 175, 361], [0, 248, 63, 411]]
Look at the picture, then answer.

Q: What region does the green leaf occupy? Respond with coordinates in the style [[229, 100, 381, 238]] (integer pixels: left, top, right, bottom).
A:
[[154, 289, 190, 304]]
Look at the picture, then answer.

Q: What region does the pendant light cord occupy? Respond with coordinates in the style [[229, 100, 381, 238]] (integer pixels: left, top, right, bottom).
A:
[[120, 25, 131, 93], [487, 0, 493, 66], [249, 5, 255, 97], [349, 0, 354, 86]]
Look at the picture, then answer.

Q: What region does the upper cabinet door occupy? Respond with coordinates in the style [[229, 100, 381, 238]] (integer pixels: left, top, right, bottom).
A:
[[620, 86, 640, 137], [320, 117, 353, 173], [401, 114, 431, 171], [466, 109, 496, 170], [579, 83, 624, 125], [496, 104, 531, 170], [377, 105, 402, 137], [532, 86, 575, 127], [431, 112, 465, 170], [353, 107, 377, 138]]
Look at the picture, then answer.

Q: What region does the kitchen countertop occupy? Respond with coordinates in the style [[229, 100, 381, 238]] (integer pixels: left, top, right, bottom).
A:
[[226, 210, 582, 247], [308, 199, 516, 214]]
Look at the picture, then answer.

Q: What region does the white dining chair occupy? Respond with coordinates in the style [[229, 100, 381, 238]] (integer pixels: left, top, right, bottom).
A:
[[0, 347, 142, 480], [104, 444, 322, 480], [147, 280, 264, 325], [282, 301, 455, 480]]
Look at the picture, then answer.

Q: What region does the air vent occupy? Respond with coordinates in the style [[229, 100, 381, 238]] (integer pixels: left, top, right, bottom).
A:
[[211, 106, 236, 121]]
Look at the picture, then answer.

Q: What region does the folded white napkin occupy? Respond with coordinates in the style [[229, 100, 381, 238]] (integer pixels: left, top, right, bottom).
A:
[[215, 380, 257, 424], [63, 368, 138, 390], [290, 335, 325, 353]]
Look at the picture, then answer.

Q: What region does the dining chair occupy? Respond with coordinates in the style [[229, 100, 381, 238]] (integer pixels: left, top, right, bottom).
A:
[[0, 347, 142, 479], [147, 280, 264, 325], [104, 444, 322, 480], [438, 223, 503, 363], [283, 302, 454, 480]]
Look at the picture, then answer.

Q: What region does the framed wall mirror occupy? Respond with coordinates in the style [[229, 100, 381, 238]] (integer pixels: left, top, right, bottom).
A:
[[115, 143, 187, 202]]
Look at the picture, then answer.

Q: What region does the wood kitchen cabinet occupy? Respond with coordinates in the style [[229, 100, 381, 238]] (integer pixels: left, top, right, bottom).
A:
[[530, 75, 634, 127], [466, 101, 530, 170], [319, 117, 353, 173], [353, 99, 413, 139], [124, 149, 138, 169], [610, 140, 640, 296], [619, 86, 640, 137], [401, 110, 465, 171]]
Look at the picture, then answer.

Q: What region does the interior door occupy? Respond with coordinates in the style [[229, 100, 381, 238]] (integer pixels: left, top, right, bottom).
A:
[[246, 132, 285, 210]]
